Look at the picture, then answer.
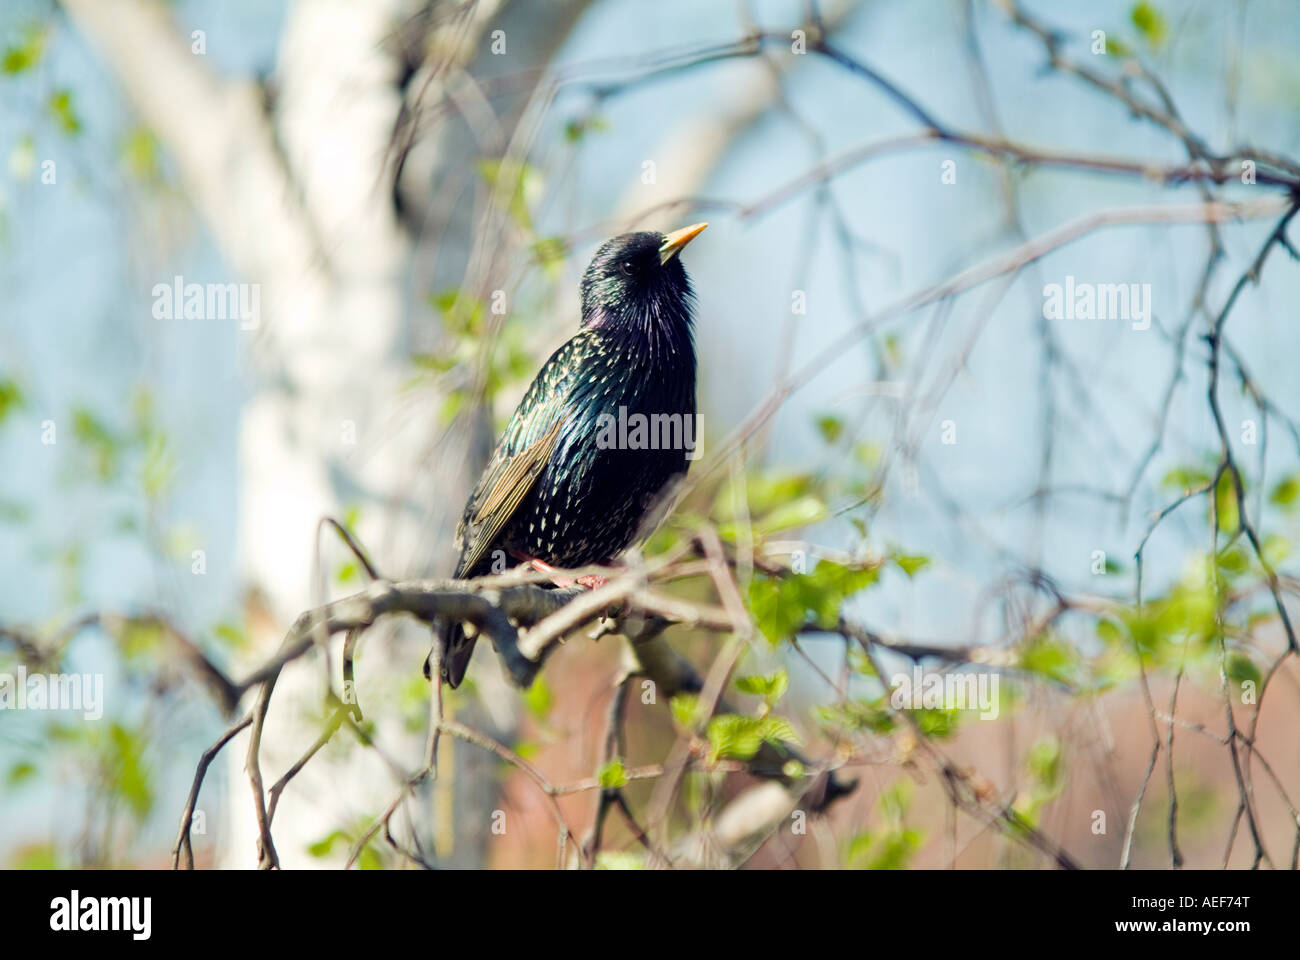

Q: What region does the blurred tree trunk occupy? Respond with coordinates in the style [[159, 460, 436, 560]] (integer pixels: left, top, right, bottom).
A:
[[63, 0, 448, 867], [63, 0, 596, 868]]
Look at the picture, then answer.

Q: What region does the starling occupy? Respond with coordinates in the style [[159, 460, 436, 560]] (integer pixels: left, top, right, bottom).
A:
[[438, 222, 708, 687]]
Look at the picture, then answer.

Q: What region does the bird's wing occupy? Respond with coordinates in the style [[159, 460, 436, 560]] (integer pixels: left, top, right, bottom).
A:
[[454, 336, 589, 576], [454, 419, 562, 575]]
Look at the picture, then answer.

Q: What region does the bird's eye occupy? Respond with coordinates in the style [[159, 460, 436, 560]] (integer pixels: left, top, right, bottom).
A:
[[619, 261, 636, 278]]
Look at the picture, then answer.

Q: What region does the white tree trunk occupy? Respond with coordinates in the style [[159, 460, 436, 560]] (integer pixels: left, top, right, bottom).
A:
[[64, 0, 427, 867]]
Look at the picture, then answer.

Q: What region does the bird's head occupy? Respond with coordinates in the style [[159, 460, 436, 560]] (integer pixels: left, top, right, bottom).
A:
[[579, 223, 707, 342]]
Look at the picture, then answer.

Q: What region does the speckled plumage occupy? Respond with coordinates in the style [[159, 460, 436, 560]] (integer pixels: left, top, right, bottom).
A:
[[439, 228, 703, 687]]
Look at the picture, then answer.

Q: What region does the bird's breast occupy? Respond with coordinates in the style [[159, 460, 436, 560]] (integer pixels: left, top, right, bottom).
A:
[[506, 339, 695, 566]]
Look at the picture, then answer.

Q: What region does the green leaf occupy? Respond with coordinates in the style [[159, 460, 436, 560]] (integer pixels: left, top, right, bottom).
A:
[[844, 831, 873, 867], [746, 561, 882, 644], [805, 560, 881, 627], [734, 670, 788, 704], [119, 619, 164, 660], [883, 333, 903, 367], [596, 758, 628, 790], [522, 673, 553, 720], [1131, 2, 1168, 48], [595, 851, 644, 870], [892, 553, 930, 578], [13, 844, 58, 870], [213, 620, 250, 651], [669, 693, 701, 731], [438, 389, 465, 427], [811, 559, 880, 597], [476, 158, 540, 232], [814, 698, 894, 735], [72, 406, 119, 480], [752, 495, 827, 536], [854, 441, 882, 469], [1269, 474, 1300, 509], [746, 576, 805, 645], [1216, 546, 1248, 577], [531, 236, 568, 277], [2, 26, 45, 74], [1104, 33, 1134, 57], [879, 779, 912, 820], [307, 829, 346, 858], [1018, 635, 1080, 686], [140, 431, 175, 499], [1214, 470, 1240, 533], [0, 378, 23, 423], [122, 127, 161, 182], [427, 289, 485, 337], [1027, 736, 1063, 793], [864, 829, 923, 870], [815, 414, 844, 444], [564, 114, 608, 143], [915, 707, 959, 739], [707, 714, 764, 762], [1226, 652, 1261, 690], [9, 136, 35, 180], [6, 761, 36, 788], [756, 714, 802, 748], [1262, 534, 1291, 567], [714, 470, 815, 522], [107, 723, 153, 819], [47, 89, 81, 135], [1162, 464, 1210, 491]]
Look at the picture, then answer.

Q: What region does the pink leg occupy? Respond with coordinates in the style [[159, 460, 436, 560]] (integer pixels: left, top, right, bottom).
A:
[[509, 551, 576, 588], [510, 550, 608, 590], [528, 557, 575, 588]]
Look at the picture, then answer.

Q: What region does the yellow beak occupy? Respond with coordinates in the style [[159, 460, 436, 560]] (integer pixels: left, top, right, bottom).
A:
[[658, 222, 708, 265]]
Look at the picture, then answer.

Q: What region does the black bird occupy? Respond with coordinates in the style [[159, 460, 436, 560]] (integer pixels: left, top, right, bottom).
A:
[[438, 222, 708, 688]]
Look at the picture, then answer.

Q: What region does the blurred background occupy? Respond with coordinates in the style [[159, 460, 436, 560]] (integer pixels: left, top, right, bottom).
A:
[[2, 0, 1299, 869]]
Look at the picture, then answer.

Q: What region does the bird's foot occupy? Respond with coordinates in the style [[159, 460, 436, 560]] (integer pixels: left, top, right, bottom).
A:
[[515, 556, 630, 627], [520, 556, 611, 591], [577, 573, 632, 621]]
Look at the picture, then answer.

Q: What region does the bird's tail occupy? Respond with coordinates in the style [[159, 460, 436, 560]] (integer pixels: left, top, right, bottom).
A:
[[433, 618, 477, 689]]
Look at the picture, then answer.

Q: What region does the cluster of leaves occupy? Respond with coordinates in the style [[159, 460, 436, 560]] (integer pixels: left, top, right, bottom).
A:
[[308, 819, 385, 871], [668, 669, 802, 765], [5, 718, 154, 868], [413, 288, 539, 427], [746, 560, 881, 646], [0, 367, 255, 865], [1010, 736, 1066, 831], [1101, 2, 1170, 57], [1091, 557, 1261, 695], [843, 780, 924, 870], [412, 158, 572, 426], [3, 22, 82, 200]]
